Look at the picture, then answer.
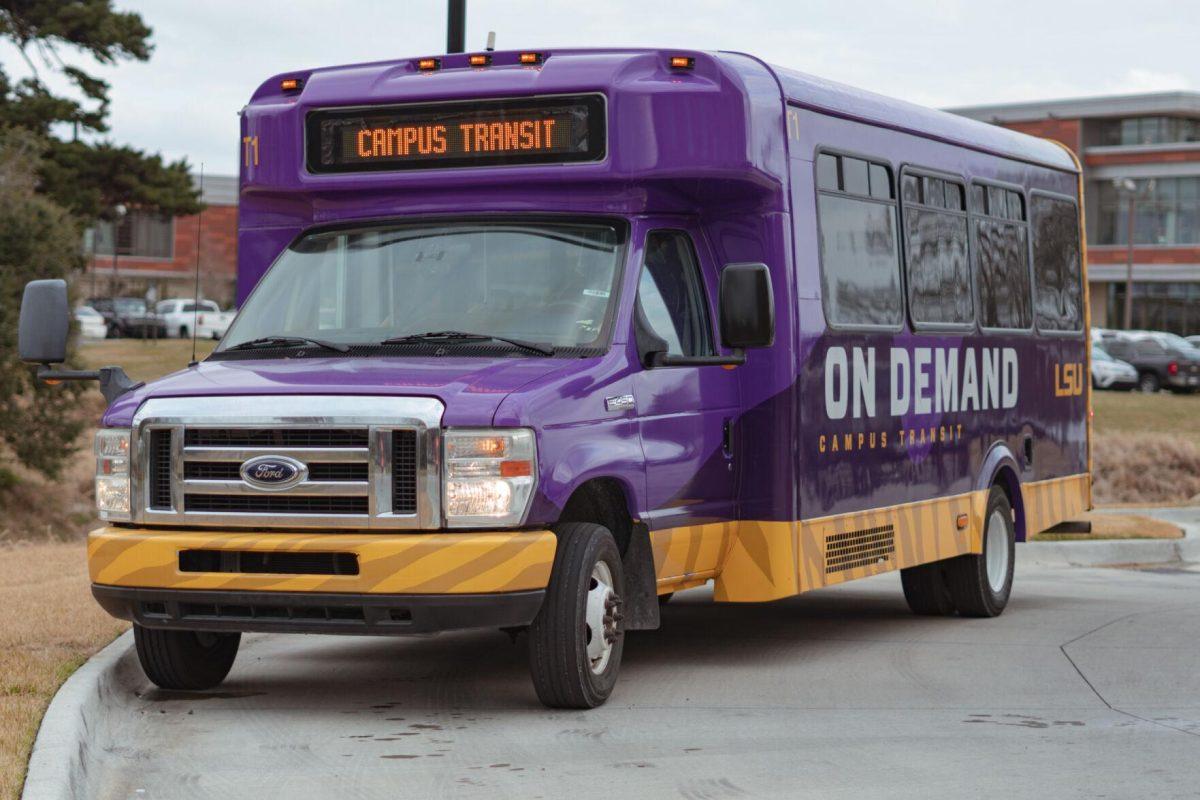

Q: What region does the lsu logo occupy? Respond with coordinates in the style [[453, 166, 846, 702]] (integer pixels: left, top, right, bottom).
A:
[[1054, 362, 1085, 397]]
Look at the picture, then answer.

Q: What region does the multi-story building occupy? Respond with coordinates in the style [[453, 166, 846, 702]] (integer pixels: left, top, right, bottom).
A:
[[83, 174, 238, 306], [948, 91, 1200, 335]]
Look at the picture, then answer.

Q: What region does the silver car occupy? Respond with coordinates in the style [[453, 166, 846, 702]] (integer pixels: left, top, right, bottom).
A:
[[1091, 345, 1137, 390]]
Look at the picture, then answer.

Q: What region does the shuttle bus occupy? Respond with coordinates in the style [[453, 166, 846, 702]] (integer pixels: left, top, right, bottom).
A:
[[20, 48, 1089, 709]]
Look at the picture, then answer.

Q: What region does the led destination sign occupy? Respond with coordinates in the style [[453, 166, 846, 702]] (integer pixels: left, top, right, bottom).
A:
[[307, 94, 605, 173]]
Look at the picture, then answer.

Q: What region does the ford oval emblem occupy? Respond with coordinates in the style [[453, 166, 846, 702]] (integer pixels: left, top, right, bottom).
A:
[[240, 455, 307, 491]]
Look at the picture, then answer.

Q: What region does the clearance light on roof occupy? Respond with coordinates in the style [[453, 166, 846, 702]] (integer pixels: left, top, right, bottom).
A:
[[417, 58, 441, 72], [469, 54, 491, 67], [519, 52, 543, 65], [669, 55, 695, 69], [280, 77, 303, 92]]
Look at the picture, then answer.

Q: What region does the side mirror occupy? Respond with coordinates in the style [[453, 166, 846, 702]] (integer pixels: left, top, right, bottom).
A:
[[17, 279, 141, 404], [718, 262, 774, 349], [18, 279, 70, 364]]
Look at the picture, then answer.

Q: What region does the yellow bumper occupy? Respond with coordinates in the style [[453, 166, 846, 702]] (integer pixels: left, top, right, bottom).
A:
[[88, 526, 557, 595]]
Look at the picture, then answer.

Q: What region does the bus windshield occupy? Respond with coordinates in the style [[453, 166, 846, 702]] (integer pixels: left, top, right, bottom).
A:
[[221, 221, 624, 352]]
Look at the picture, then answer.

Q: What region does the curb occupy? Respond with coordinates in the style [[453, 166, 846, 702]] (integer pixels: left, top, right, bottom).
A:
[[1018, 536, 1200, 567], [21, 631, 133, 800], [1020, 505, 1200, 568]]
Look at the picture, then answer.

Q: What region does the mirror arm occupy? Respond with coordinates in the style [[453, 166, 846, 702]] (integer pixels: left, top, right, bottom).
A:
[[36, 365, 143, 405], [651, 349, 746, 368]]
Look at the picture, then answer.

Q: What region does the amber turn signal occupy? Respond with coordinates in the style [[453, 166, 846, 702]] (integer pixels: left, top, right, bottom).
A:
[[669, 55, 695, 69], [280, 77, 303, 92], [955, 513, 969, 531], [469, 54, 491, 67], [519, 52, 542, 65], [417, 58, 441, 71]]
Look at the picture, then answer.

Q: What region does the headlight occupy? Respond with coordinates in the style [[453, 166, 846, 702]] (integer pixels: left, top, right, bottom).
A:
[[95, 429, 132, 520], [443, 429, 536, 527]]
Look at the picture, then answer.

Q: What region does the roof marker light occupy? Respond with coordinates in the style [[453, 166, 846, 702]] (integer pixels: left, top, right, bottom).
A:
[[280, 77, 303, 92], [469, 54, 491, 67], [669, 55, 695, 69], [519, 52, 543, 65], [417, 58, 441, 72]]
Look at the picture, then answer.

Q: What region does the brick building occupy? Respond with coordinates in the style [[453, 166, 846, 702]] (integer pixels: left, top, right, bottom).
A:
[[83, 174, 239, 306], [948, 91, 1200, 335]]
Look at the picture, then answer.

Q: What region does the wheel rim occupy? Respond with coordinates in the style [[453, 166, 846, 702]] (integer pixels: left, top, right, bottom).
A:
[[584, 561, 619, 675], [985, 508, 1010, 594]]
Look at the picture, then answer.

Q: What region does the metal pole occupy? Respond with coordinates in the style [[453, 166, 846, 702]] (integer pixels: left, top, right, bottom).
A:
[[447, 0, 466, 53], [1123, 192, 1135, 329]]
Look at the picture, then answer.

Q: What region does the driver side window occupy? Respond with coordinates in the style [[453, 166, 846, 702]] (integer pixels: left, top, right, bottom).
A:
[[637, 231, 714, 357]]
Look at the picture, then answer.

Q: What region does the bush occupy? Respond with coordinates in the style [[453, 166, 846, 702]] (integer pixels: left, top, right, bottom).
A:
[[0, 129, 85, 480], [1092, 432, 1200, 505]]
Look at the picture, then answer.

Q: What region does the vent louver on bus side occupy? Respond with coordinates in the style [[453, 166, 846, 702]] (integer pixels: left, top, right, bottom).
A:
[[824, 525, 895, 574]]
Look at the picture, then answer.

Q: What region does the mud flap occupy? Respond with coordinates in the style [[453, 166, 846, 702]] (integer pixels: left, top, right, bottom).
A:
[[620, 522, 660, 630]]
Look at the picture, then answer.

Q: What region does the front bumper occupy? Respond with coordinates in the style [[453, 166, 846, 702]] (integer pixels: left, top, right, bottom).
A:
[[88, 526, 557, 632], [93, 585, 546, 635]]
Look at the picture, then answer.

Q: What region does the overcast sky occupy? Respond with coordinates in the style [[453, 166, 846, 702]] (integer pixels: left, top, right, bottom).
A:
[[2, 0, 1196, 176]]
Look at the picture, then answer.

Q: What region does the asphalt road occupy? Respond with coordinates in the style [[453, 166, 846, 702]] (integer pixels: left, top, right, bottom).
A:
[[89, 563, 1200, 799]]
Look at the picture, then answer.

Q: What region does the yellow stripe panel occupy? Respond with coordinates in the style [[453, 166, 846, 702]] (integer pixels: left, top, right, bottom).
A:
[[1022, 473, 1090, 537], [88, 527, 557, 595], [651, 473, 1090, 603]]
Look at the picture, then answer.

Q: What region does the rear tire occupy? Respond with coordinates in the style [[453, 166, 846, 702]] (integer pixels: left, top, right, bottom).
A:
[[900, 561, 955, 616], [528, 522, 625, 709], [944, 486, 1015, 617], [1139, 372, 1160, 394], [133, 625, 240, 690]]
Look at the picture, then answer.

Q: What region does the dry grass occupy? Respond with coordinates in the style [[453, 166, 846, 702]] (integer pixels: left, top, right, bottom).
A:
[[1092, 432, 1200, 505], [1033, 511, 1182, 541], [0, 542, 127, 799], [76, 337, 216, 384]]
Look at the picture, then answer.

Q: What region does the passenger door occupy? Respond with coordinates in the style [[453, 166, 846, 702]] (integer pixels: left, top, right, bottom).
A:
[[633, 227, 740, 530]]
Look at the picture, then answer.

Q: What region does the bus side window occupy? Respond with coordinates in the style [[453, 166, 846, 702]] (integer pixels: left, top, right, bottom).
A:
[[972, 183, 1032, 330], [815, 152, 903, 328], [901, 169, 973, 328], [637, 231, 714, 357], [1031, 194, 1084, 333]]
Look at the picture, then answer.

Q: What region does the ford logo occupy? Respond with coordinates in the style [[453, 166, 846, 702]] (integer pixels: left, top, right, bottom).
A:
[[239, 455, 307, 491]]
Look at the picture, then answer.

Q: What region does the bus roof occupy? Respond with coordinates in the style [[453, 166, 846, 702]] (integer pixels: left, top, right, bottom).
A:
[[248, 47, 1078, 175], [757, 57, 1078, 173]]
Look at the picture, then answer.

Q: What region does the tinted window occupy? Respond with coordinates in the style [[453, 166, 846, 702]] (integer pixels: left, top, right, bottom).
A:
[[902, 171, 972, 326], [972, 183, 1032, 329], [816, 154, 839, 190], [1031, 195, 1083, 332], [637, 231, 713, 357], [816, 154, 902, 327], [1135, 339, 1166, 356], [842, 157, 869, 196]]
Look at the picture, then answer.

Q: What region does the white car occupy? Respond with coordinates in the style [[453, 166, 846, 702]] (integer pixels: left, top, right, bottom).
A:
[[1091, 345, 1137, 390], [74, 305, 110, 339], [155, 298, 221, 339], [196, 308, 235, 340]]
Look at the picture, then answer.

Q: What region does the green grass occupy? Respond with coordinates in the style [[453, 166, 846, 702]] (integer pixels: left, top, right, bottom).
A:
[[1092, 390, 1200, 448], [76, 338, 217, 384]]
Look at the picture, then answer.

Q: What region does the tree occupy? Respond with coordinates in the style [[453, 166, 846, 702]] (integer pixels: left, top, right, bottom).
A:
[[0, 1, 200, 219], [0, 2, 201, 479]]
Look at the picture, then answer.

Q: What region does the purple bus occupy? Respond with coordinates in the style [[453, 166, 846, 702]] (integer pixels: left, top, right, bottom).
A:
[[19, 48, 1090, 709]]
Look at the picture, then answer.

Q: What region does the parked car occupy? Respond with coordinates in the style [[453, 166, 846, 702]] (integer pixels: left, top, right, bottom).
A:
[[1187, 335, 1200, 350], [1103, 336, 1200, 393], [73, 305, 110, 339], [87, 296, 167, 339], [155, 298, 221, 339], [1091, 346, 1137, 390], [195, 307, 235, 340]]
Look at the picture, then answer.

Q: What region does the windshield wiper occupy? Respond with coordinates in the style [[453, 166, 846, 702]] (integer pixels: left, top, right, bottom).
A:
[[225, 335, 350, 353], [381, 330, 554, 356]]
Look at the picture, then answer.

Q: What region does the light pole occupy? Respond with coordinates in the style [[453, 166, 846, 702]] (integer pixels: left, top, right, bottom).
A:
[[447, 0, 465, 53], [1112, 178, 1154, 330], [111, 203, 127, 296]]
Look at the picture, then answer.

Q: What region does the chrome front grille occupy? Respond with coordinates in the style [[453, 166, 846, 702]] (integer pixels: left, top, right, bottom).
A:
[[133, 396, 443, 529]]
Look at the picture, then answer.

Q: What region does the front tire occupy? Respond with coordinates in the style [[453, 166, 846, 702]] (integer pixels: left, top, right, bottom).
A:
[[528, 522, 625, 709], [133, 625, 240, 690]]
